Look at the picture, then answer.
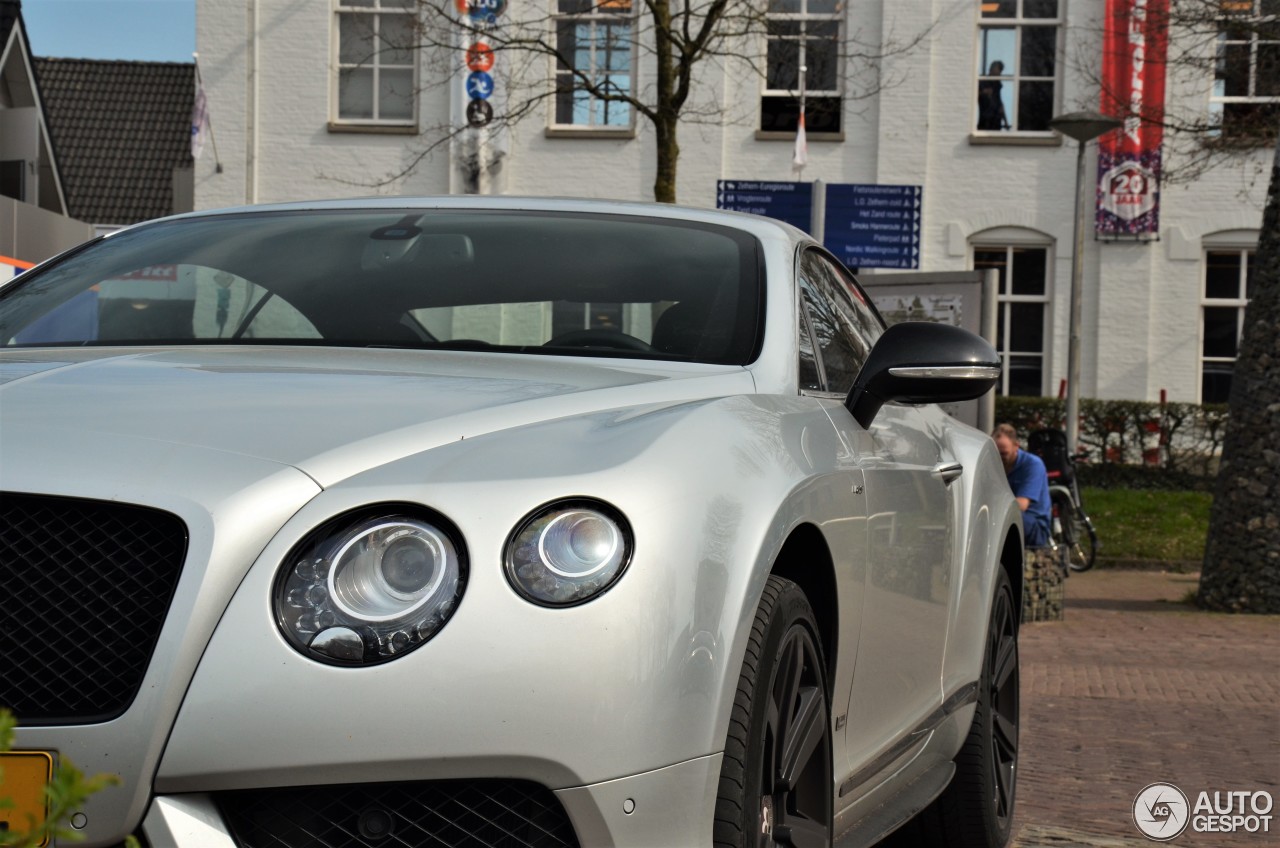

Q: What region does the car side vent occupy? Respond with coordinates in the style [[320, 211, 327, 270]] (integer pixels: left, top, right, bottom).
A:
[[218, 779, 581, 848]]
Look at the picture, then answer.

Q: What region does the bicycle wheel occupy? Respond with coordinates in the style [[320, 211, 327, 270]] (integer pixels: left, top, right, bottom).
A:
[[1067, 509, 1099, 572], [1049, 489, 1074, 547], [1049, 489, 1087, 572]]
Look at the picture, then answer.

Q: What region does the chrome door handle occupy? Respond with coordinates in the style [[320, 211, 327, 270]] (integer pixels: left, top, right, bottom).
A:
[[932, 462, 963, 485]]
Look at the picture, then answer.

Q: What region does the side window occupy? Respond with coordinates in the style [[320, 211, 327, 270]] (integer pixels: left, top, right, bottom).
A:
[[798, 297, 823, 391], [798, 250, 882, 394], [799, 251, 862, 394], [829, 261, 884, 352]]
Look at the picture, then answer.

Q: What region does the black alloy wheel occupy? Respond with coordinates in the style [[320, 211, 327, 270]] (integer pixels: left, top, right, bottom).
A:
[[986, 571, 1019, 833], [715, 576, 833, 848], [881, 568, 1019, 848]]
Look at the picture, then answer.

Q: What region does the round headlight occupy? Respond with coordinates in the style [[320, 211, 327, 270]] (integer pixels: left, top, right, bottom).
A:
[[504, 500, 632, 606], [329, 522, 449, 621], [275, 511, 466, 665]]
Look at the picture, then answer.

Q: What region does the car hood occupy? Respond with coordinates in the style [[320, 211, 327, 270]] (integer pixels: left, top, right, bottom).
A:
[[0, 347, 756, 488]]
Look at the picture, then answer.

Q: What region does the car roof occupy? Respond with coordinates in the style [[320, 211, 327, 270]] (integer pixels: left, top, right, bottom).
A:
[[116, 196, 814, 248]]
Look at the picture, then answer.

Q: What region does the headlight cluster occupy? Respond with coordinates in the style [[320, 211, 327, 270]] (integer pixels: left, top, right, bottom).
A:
[[504, 500, 632, 606], [275, 499, 631, 664], [275, 512, 465, 665]]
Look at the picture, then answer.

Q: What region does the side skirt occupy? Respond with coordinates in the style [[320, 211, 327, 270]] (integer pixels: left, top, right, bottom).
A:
[[832, 680, 979, 844], [834, 761, 956, 848]]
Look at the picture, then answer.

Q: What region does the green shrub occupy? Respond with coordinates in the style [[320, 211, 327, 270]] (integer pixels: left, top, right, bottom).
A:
[[995, 395, 1229, 480], [1077, 463, 1215, 492], [0, 709, 138, 847]]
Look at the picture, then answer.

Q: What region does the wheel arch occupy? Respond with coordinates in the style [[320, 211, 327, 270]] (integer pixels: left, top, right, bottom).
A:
[[999, 525, 1023, 627], [769, 521, 839, 693]]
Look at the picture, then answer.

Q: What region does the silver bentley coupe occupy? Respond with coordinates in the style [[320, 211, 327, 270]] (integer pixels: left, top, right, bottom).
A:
[[0, 198, 1023, 848]]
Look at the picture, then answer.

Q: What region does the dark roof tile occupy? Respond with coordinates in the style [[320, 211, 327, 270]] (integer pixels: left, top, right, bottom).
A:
[[34, 57, 194, 225]]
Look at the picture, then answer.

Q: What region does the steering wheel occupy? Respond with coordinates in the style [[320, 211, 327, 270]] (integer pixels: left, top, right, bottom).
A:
[[543, 329, 653, 352]]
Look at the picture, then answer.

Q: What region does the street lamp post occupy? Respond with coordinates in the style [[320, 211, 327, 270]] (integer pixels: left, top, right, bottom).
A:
[[1049, 111, 1123, 454]]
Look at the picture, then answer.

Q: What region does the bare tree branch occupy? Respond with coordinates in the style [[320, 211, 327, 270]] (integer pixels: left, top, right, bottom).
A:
[[320, 0, 936, 200]]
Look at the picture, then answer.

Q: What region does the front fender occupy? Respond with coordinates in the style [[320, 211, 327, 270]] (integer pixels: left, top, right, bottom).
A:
[[934, 414, 1023, 699], [156, 393, 854, 792]]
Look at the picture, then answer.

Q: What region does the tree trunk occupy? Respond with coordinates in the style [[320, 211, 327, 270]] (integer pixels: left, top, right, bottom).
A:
[[1198, 134, 1280, 613], [649, 0, 678, 203], [653, 116, 679, 204]]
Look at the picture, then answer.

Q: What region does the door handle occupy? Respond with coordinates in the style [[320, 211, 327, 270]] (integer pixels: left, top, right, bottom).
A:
[[932, 462, 963, 485]]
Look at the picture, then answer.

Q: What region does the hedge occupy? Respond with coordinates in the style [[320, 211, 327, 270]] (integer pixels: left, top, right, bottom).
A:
[[994, 396, 1229, 487]]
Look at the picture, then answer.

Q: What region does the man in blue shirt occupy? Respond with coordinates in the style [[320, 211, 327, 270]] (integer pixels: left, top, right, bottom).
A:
[[992, 423, 1052, 548]]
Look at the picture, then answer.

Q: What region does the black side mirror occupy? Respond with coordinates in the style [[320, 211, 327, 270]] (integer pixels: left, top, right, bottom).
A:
[[845, 322, 1001, 428]]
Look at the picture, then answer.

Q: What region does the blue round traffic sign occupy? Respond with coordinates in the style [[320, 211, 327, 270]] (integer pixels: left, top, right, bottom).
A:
[[466, 0, 507, 21], [466, 71, 494, 100]]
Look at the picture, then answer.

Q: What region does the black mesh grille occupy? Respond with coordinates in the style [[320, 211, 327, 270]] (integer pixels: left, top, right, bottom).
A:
[[0, 492, 188, 723], [218, 780, 580, 848]]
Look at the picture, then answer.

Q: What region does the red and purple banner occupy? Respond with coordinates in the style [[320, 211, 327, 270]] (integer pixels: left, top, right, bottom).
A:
[[1097, 0, 1168, 237]]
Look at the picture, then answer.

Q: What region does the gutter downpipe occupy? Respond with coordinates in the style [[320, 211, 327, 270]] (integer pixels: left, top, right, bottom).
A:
[[246, 0, 260, 204]]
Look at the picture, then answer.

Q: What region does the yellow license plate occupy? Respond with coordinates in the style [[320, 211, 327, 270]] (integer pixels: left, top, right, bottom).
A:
[[0, 751, 54, 846]]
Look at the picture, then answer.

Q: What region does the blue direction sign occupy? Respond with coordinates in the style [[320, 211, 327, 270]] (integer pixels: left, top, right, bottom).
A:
[[466, 71, 494, 100], [716, 180, 812, 233], [823, 184, 922, 270]]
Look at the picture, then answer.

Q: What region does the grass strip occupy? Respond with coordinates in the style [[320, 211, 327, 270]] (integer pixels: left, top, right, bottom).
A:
[[1080, 487, 1212, 563]]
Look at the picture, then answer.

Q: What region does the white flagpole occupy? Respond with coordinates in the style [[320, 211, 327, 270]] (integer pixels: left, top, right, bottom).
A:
[[793, 63, 808, 173]]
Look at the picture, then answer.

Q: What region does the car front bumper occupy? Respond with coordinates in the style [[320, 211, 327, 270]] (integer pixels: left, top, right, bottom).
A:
[[142, 753, 723, 848]]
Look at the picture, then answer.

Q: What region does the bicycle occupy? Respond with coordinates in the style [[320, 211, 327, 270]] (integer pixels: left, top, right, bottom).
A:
[[1027, 428, 1100, 572]]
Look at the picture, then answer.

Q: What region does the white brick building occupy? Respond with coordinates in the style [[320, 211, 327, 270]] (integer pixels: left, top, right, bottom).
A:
[[194, 0, 1275, 404]]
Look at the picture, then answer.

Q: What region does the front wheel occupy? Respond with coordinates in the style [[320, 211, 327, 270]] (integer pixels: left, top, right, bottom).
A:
[[715, 576, 832, 848], [1051, 489, 1097, 572], [1066, 508, 1098, 572]]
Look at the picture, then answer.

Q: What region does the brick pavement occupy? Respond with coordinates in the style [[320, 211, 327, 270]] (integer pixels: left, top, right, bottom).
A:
[[1011, 570, 1280, 848]]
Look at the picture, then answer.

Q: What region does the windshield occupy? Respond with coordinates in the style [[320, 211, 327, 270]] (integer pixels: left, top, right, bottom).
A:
[[0, 209, 764, 365]]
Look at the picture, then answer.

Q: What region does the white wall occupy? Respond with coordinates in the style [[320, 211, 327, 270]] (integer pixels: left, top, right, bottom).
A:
[[194, 0, 1271, 403]]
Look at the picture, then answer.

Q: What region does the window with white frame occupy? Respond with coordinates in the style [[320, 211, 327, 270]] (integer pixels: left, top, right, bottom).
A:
[[975, 0, 1061, 133], [1201, 248, 1255, 403], [334, 0, 417, 126], [553, 0, 635, 129], [761, 0, 843, 134], [1211, 0, 1280, 141], [974, 244, 1051, 396]]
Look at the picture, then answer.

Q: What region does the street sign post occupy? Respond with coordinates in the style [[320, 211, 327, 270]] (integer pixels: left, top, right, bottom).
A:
[[466, 0, 507, 22], [467, 99, 494, 127], [465, 42, 494, 73], [715, 180, 813, 233], [823, 184, 922, 270], [466, 71, 494, 100]]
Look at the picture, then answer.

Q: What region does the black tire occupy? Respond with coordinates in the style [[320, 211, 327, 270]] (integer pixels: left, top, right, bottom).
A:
[[1067, 509, 1099, 573], [1058, 492, 1097, 573], [889, 568, 1019, 848], [715, 576, 833, 848], [1049, 489, 1093, 573]]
